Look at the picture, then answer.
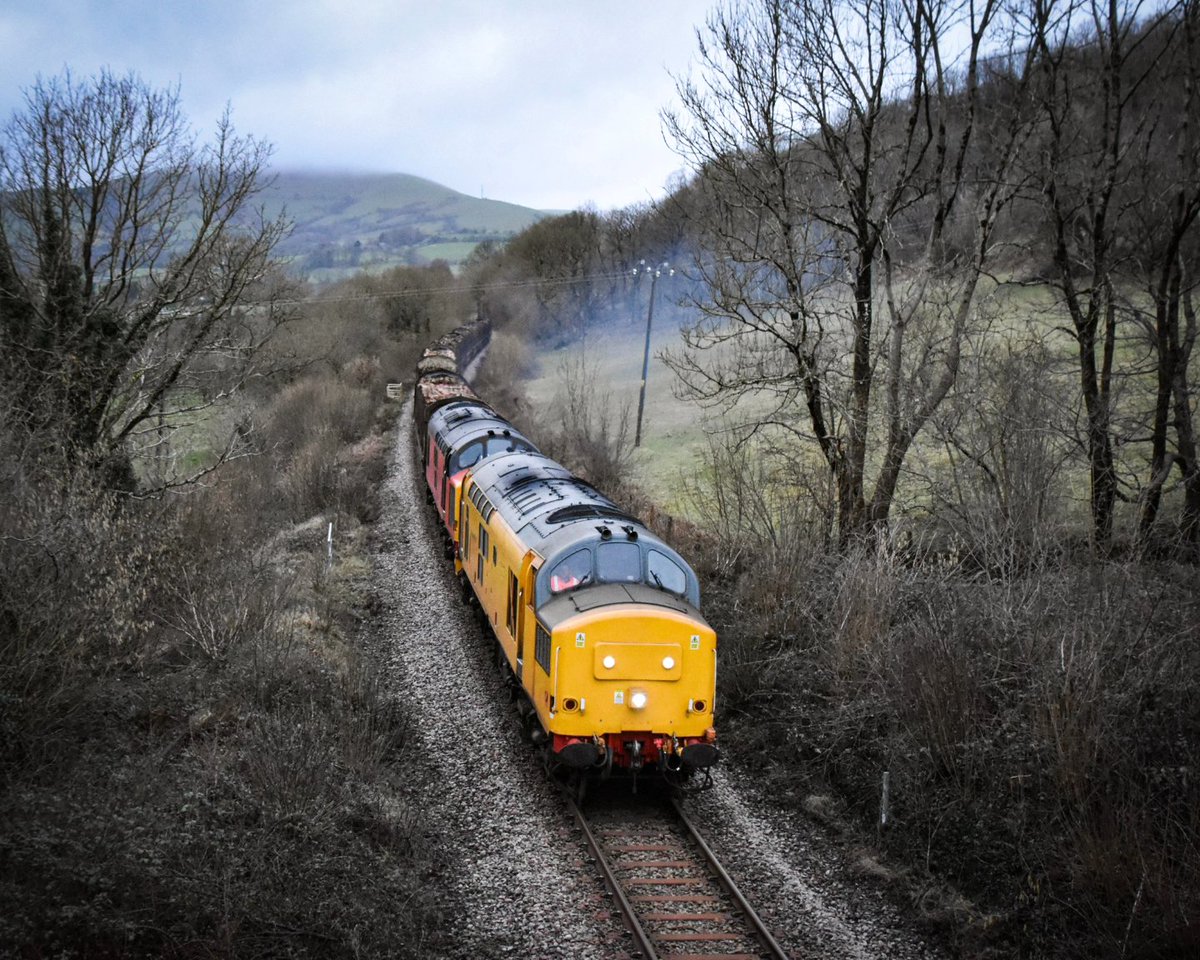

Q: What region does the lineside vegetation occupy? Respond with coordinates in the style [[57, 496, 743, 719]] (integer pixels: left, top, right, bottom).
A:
[[0, 71, 468, 956]]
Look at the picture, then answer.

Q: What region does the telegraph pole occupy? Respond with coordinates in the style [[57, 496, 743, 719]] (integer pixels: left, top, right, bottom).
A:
[[632, 260, 672, 448]]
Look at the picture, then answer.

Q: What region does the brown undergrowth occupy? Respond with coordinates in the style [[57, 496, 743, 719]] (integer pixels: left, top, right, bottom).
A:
[[0, 358, 441, 957], [666, 466, 1200, 960]]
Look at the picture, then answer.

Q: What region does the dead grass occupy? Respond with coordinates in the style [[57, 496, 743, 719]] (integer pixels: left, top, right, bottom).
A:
[[693, 485, 1200, 958], [0, 360, 441, 957], [538, 425, 1197, 957]]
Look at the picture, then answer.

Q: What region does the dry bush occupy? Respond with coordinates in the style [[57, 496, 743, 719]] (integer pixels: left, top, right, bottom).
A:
[[926, 341, 1073, 574], [337, 432, 389, 523], [682, 429, 837, 635], [726, 557, 1196, 955], [885, 585, 998, 797], [0, 461, 435, 956], [255, 368, 388, 523], [278, 428, 344, 519], [0, 655, 429, 956], [157, 551, 292, 663], [0, 469, 169, 775], [333, 660, 412, 776], [273, 427, 387, 525], [832, 566, 1200, 954], [0, 333, 441, 955], [678, 429, 1198, 956], [263, 374, 376, 455], [0, 479, 158, 663], [343, 353, 382, 389], [533, 350, 636, 493], [827, 545, 900, 685]]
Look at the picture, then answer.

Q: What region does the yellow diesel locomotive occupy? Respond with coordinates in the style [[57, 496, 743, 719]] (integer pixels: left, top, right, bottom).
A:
[[415, 320, 719, 786], [455, 451, 718, 781]]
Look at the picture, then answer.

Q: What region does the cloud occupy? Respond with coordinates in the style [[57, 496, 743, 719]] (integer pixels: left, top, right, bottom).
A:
[[0, 0, 703, 210]]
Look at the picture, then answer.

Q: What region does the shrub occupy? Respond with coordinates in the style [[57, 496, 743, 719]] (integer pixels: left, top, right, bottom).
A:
[[678, 436, 1200, 957], [0, 338, 438, 957], [278, 428, 344, 520], [528, 349, 635, 494]]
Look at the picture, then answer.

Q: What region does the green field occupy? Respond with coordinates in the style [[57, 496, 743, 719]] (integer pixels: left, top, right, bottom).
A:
[[262, 171, 547, 276], [521, 283, 1193, 534], [523, 322, 756, 511]]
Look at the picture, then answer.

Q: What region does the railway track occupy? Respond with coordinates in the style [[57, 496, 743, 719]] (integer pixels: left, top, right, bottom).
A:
[[567, 782, 792, 960]]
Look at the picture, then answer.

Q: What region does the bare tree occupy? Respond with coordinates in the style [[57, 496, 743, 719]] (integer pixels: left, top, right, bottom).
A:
[[929, 335, 1074, 568], [544, 348, 635, 493], [494, 210, 605, 345], [1122, 1, 1200, 551], [663, 0, 1036, 542], [1024, 1, 1188, 552], [0, 69, 291, 489]]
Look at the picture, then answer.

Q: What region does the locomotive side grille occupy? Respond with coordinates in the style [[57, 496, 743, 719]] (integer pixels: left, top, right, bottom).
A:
[[468, 485, 496, 521], [535, 623, 551, 672]]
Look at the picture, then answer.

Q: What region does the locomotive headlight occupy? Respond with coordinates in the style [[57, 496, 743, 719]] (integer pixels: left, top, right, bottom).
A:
[[629, 689, 648, 710], [662, 656, 675, 670], [602, 655, 616, 669]]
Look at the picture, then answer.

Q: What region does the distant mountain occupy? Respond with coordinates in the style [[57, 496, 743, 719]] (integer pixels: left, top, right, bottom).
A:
[[260, 171, 547, 280]]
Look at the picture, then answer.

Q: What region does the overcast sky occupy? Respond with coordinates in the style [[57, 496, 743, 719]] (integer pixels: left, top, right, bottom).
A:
[[0, 0, 711, 211]]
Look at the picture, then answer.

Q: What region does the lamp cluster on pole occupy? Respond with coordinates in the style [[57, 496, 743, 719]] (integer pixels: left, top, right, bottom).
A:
[[632, 260, 673, 448]]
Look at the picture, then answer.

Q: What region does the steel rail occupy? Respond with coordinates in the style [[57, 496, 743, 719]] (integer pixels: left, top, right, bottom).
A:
[[565, 795, 659, 960], [670, 796, 792, 960]]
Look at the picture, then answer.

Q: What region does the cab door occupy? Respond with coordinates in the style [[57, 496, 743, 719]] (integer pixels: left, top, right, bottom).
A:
[[517, 556, 539, 689]]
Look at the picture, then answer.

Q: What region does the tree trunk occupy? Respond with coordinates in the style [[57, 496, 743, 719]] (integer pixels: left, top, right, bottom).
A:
[[1175, 286, 1200, 554], [1140, 264, 1182, 545], [1079, 326, 1117, 553], [842, 243, 875, 543]]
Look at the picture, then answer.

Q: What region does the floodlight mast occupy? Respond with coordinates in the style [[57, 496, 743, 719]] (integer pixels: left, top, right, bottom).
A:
[[632, 260, 673, 448]]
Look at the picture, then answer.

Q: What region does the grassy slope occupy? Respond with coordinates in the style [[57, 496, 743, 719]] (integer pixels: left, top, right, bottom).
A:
[[523, 321, 729, 511], [264, 171, 546, 266], [522, 278, 1196, 533]]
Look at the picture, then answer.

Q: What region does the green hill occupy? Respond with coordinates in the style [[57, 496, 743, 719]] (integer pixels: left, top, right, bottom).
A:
[[262, 171, 547, 279]]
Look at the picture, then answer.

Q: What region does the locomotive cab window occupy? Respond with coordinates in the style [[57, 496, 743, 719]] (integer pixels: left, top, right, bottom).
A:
[[548, 549, 591, 595], [485, 435, 529, 457], [596, 541, 641, 585], [455, 441, 485, 471], [451, 436, 532, 474], [647, 549, 687, 595]]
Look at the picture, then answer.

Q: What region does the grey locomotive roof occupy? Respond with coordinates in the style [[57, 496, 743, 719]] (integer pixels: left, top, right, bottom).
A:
[[428, 401, 535, 455], [469, 450, 703, 609], [537, 583, 708, 631], [468, 451, 639, 549], [469, 451, 687, 559]]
